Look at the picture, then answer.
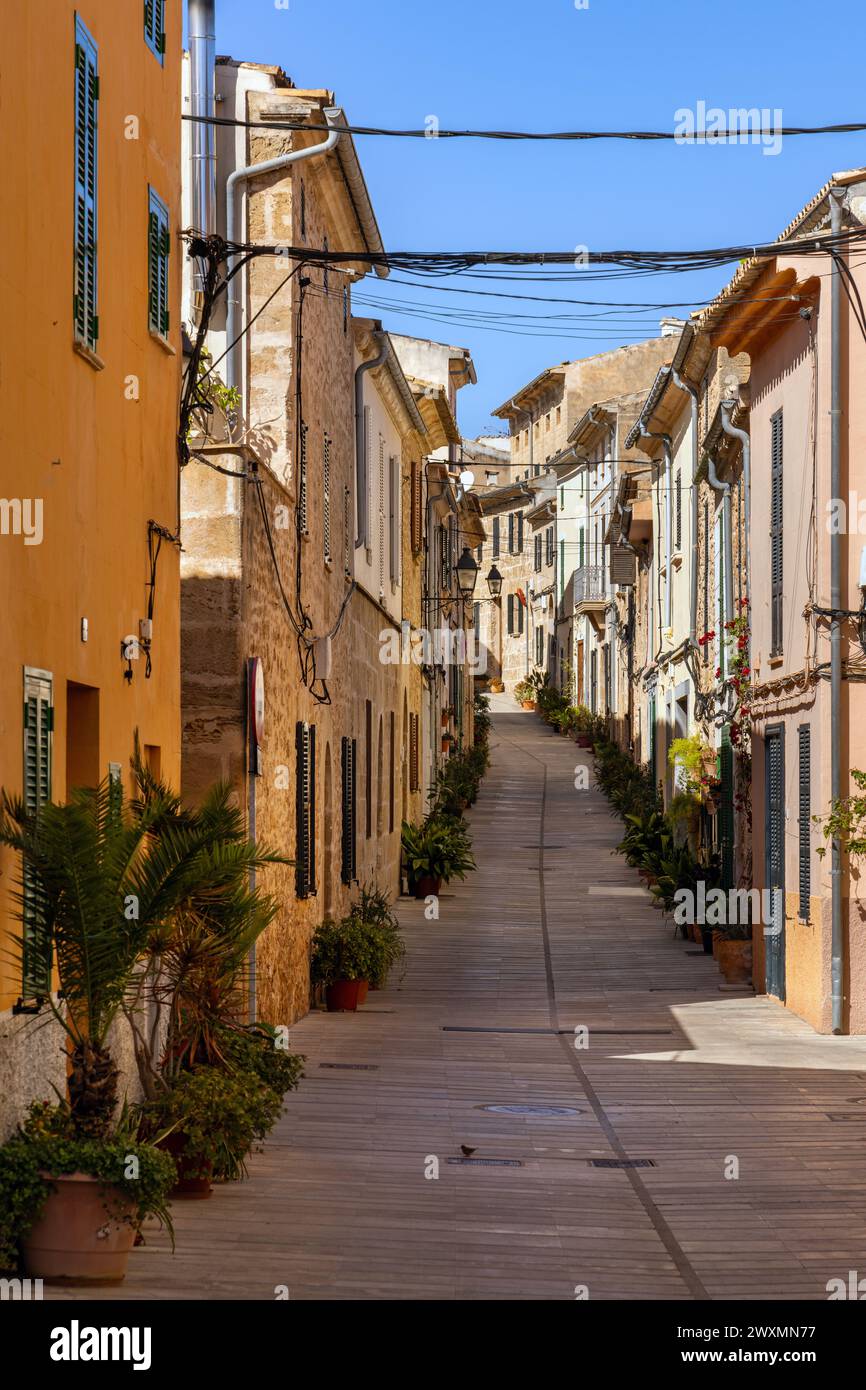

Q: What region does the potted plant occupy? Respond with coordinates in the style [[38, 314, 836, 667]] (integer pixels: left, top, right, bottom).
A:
[[0, 1101, 174, 1283], [401, 814, 475, 898], [513, 678, 537, 711], [714, 924, 753, 985], [311, 915, 375, 1011], [0, 754, 289, 1277], [347, 883, 405, 990], [145, 1064, 283, 1197]]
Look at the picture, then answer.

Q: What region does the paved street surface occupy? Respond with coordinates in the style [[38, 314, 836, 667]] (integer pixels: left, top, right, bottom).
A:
[[55, 705, 866, 1300]]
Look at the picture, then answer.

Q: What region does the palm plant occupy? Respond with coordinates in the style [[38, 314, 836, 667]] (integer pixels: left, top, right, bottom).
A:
[[0, 763, 287, 1137]]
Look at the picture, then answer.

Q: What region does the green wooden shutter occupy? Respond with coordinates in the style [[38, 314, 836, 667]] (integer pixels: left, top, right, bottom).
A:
[[770, 410, 784, 655], [148, 188, 170, 336], [74, 19, 99, 348], [22, 669, 54, 998], [719, 726, 735, 890], [798, 724, 811, 920], [144, 0, 166, 61], [295, 722, 315, 898], [341, 736, 356, 883]]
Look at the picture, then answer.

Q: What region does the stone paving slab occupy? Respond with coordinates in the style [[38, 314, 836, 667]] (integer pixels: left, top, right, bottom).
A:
[[48, 706, 866, 1301]]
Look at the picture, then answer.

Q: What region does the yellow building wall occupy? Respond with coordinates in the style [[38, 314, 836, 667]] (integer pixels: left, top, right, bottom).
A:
[[0, 1, 182, 1011]]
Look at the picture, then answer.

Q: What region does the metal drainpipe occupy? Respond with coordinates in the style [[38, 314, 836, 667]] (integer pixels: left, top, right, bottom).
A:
[[829, 185, 845, 1033], [640, 426, 673, 633], [672, 369, 700, 645], [354, 331, 389, 548], [225, 108, 343, 401], [706, 451, 734, 632], [188, 0, 216, 326], [720, 400, 751, 613]]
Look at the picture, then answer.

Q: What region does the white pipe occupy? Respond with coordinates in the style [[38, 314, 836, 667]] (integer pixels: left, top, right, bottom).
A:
[[188, 0, 216, 325], [720, 400, 751, 613], [225, 108, 343, 399], [672, 368, 700, 644], [354, 331, 388, 549]]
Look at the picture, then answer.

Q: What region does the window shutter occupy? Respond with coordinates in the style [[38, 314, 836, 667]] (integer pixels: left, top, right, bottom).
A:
[[323, 434, 332, 563], [22, 669, 53, 997], [389, 455, 399, 584], [517, 598, 524, 636], [147, 188, 170, 337], [770, 410, 784, 655], [508, 513, 515, 554], [144, 0, 165, 59], [378, 437, 386, 596], [299, 423, 309, 535], [798, 725, 811, 920], [343, 485, 351, 577], [492, 516, 500, 558], [675, 470, 682, 551], [703, 500, 710, 665], [507, 593, 515, 635], [296, 721, 316, 897], [517, 512, 524, 553], [534, 534, 541, 572], [389, 711, 395, 833], [341, 736, 357, 884], [410, 461, 420, 553], [74, 20, 99, 349]]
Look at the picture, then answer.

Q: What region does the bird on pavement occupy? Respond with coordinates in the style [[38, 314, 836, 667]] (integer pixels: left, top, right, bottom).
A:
[[460, 1144, 476, 1157]]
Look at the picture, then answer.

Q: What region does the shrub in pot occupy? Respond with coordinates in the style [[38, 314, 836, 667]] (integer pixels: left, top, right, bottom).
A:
[[513, 678, 537, 710], [347, 882, 405, 989], [0, 762, 286, 1279], [311, 915, 379, 1010], [401, 814, 475, 898], [0, 1102, 174, 1282], [146, 1064, 283, 1195]]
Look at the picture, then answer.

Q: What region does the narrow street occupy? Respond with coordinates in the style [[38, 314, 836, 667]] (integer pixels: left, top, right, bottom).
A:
[[56, 702, 866, 1302]]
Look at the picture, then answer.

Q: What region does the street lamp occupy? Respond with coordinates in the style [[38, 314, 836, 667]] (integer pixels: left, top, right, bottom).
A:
[[486, 564, 503, 600], [455, 546, 479, 599]]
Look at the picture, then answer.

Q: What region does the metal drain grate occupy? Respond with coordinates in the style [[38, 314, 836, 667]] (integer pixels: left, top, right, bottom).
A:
[[443, 1026, 673, 1036], [447, 1157, 523, 1168], [319, 1062, 379, 1071], [589, 1158, 656, 1169], [479, 1104, 582, 1117]]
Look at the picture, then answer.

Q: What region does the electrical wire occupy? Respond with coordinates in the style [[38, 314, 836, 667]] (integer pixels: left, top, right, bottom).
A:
[[182, 112, 866, 142]]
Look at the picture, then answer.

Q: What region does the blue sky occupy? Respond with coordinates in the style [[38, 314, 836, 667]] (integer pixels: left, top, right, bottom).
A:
[[214, 0, 866, 436]]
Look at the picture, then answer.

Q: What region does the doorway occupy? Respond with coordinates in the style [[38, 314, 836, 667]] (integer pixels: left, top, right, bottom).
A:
[[764, 725, 786, 1001]]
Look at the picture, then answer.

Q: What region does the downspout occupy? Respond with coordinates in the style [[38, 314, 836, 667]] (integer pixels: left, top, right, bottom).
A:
[[829, 185, 845, 1033], [639, 426, 672, 634], [225, 107, 343, 399], [672, 369, 700, 645], [354, 330, 388, 548], [706, 451, 734, 635], [188, 0, 216, 326], [720, 400, 751, 613]]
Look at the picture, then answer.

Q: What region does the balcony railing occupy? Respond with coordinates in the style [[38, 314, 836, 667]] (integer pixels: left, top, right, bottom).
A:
[[573, 564, 606, 606]]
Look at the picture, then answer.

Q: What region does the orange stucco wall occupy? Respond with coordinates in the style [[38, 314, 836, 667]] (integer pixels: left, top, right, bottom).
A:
[[0, 2, 182, 1009]]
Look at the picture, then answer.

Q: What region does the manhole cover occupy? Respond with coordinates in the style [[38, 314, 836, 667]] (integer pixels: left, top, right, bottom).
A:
[[319, 1062, 379, 1071], [479, 1104, 582, 1117], [447, 1157, 522, 1168], [589, 1158, 655, 1169]]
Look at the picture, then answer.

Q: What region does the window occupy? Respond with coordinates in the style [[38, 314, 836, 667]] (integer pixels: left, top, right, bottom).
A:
[[323, 434, 332, 563], [300, 180, 306, 240], [298, 423, 309, 535], [675, 469, 682, 552], [74, 17, 99, 350], [559, 538, 565, 599], [365, 700, 372, 837], [409, 712, 419, 792], [492, 515, 500, 558], [703, 500, 710, 665], [343, 485, 352, 577], [535, 627, 544, 664], [388, 455, 399, 585], [545, 526, 554, 567], [508, 513, 515, 554], [378, 438, 386, 596], [340, 736, 357, 884], [517, 511, 524, 553], [556, 406, 561, 427], [144, 0, 166, 61], [579, 527, 585, 569], [798, 724, 811, 920], [22, 668, 53, 998], [389, 711, 395, 834], [770, 409, 784, 655], [295, 722, 316, 898], [147, 189, 170, 338], [534, 534, 542, 572], [410, 461, 422, 553], [507, 593, 515, 635]]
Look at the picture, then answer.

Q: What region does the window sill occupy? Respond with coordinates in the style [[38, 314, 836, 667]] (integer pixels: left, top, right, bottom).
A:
[[768, 654, 784, 668], [672, 553, 684, 570], [149, 329, 176, 356], [324, 557, 333, 572], [73, 340, 105, 372]]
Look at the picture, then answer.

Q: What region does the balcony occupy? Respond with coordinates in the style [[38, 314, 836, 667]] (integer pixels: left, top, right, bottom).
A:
[[573, 564, 608, 633]]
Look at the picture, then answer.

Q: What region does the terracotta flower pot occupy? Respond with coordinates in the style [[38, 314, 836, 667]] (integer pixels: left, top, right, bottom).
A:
[[22, 1172, 136, 1283], [357, 980, 369, 1005], [160, 1132, 213, 1199], [413, 873, 442, 899], [576, 735, 592, 748], [521, 701, 536, 711], [716, 938, 753, 986], [326, 978, 365, 1011]]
